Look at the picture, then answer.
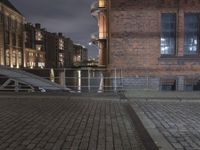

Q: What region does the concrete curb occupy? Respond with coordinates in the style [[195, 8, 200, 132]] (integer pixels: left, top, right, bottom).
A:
[[130, 101, 175, 150], [125, 90, 200, 100]]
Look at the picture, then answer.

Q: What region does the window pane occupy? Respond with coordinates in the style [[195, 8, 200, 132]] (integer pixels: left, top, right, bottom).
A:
[[184, 13, 199, 55], [160, 13, 176, 55]]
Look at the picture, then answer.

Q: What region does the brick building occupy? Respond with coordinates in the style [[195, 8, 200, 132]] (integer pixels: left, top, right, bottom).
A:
[[92, 0, 200, 91], [64, 37, 74, 67], [24, 23, 46, 68], [0, 0, 24, 68], [45, 32, 75, 68], [72, 44, 88, 67]]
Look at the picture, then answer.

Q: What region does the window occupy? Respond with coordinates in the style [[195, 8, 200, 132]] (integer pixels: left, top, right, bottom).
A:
[[0, 12, 3, 23], [5, 31, 9, 44], [18, 35, 23, 48], [184, 13, 199, 55], [59, 39, 64, 50], [35, 31, 42, 41], [29, 52, 34, 57], [18, 51, 22, 66], [160, 13, 176, 55], [160, 79, 176, 91], [5, 16, 11, 30], [12, 33, 16, 46], [12, 51, 16, 66], [38, 62, 45, 68], [6, 50, 10, 66], [185, 79, 200, 91], [36, 45, 42, 51]]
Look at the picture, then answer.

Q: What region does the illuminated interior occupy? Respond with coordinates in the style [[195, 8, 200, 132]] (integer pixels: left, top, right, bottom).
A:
[[98, 12, 107, 39], [99, 0, 105, 7], [59, 38, 64, 50], [35, 31, 42, 41]]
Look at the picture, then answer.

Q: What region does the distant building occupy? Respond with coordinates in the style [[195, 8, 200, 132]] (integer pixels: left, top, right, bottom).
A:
[[92, 0, 200, 91], [24, 23, 46, 68], [64, 37, 73, 68], [72, 44, 88, 67], [46, 32, 74, 68], [0, 0, 25, 68], [0, 0, 89, 71]]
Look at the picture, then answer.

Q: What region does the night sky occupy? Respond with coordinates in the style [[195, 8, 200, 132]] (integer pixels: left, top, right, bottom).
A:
[[9, 0, 98, 57]]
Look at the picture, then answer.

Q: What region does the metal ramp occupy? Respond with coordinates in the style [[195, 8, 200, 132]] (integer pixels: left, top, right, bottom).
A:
[[0, 66, 71, 92]]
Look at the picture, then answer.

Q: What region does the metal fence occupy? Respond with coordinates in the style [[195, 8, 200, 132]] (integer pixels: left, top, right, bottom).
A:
[[0, 67, 200, 92]]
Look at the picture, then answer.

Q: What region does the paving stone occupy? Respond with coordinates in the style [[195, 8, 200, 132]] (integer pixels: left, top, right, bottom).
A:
[[136, 100, 200, 150], [0, 96, 145, 150]]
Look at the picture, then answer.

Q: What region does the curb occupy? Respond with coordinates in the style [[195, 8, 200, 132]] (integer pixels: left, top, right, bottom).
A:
[[129, 102, 175, 150]]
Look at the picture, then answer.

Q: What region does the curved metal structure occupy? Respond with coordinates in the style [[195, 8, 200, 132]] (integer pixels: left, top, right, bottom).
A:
[[0, 66, 70, 92]]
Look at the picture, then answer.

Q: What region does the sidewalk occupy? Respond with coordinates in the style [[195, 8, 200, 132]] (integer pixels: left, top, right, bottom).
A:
[[0, 94, 145, 150], [130, 98, 200, 150]]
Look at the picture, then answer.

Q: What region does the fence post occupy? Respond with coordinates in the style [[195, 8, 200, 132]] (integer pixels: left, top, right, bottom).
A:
[[88, 68, 91, 93], [114, 68, 117, 92], [14, 80, 19, 92], [78, 69, 81, 93], [98, 71, 104, 93], [64, 68, 66, 87], [120, 68, 123, 89]]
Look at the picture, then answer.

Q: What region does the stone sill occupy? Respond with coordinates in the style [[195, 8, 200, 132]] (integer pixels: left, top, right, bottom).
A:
[[159, 56, 200, 61]]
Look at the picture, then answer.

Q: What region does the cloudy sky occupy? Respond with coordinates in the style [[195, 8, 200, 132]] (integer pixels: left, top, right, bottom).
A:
[[9, 0, 98, 57]]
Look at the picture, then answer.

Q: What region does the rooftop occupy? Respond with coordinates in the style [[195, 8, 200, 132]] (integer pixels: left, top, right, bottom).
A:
[[0, 0, 22, 15]]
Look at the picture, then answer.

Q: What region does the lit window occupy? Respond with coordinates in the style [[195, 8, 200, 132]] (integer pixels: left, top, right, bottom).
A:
[[6, 50, 10, 66], [99, 0, 105, 7], [18, 52, 22, 66], [35, 31, 42, 41], [12, 51, 16, 66], [29, 52, 34, 57], [36, 45, 42, 51], [59, 39, 64, 50], [38, 62, 45, 68], [184, 13, 199, 55], [160, 13, 176, 55]]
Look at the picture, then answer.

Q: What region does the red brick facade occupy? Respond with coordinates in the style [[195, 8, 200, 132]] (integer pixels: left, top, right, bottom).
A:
[[108, 0, 200, 78]]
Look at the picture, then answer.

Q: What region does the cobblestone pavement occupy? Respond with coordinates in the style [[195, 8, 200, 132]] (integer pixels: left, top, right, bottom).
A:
[[0, 96, 145, 150], [135, 100, 200, 150]]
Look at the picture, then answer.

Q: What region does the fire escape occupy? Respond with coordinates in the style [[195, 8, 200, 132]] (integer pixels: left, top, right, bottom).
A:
[[91, 0, 108, 67]]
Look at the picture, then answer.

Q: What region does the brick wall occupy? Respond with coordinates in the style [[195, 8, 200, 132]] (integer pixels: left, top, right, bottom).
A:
[[108, 0, 200, 78]]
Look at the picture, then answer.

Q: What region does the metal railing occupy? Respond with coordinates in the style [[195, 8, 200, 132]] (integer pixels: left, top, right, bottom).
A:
[[0, 67, 200, 93], [91, 0, 106, 16], [91, 32, 107, 41]]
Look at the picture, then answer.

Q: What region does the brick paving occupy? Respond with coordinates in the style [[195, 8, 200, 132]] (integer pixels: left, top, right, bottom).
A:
[[0, 96, 145, 150], [135, 100, 200, 150]]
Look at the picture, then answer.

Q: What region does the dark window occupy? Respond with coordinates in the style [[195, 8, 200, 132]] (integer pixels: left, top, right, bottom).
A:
[[12, 33, 16, 46], [185, 79, 200, 91], [184, 13, 199, 55], [5, 31, 9, 44], [161, 13, 176, 55], [5, 16, 11, 30], [18, 35, 23, 48], [0, 12, 3, 23], [160, 79, 176, 91], [194, 80, 200, 91]]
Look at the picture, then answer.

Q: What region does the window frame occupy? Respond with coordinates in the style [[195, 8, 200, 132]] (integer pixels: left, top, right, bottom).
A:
[[160, 13, 177, 56], [184, 13, 200, 56]]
